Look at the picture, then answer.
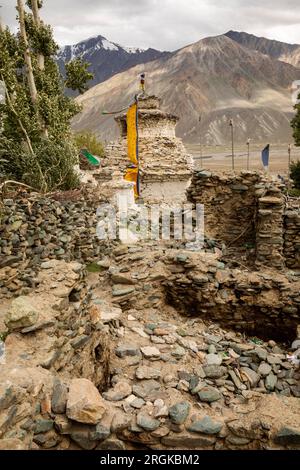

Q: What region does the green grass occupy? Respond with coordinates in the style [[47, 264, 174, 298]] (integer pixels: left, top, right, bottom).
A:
[[86, 262, 104, 273]]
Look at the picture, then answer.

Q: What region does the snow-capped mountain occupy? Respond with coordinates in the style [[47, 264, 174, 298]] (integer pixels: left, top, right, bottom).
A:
[[57, 35, 170, 89], [72, 34, 300, 144]]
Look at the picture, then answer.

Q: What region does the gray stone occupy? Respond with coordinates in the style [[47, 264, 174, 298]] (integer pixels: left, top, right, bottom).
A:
[[102, 381, 132, 402], [267, 355, 282, 365], [132, 380, 161, 401], [241, 367, 260, 387], [136, 412, 160, 431], [171, 346, 186, 358], [206, 353, 222, 365], [51, 379, 68, 414], [111, 411, 131, 432], [254, 348, 268, 361], [198, 386, 222, 403], [34, 419, 54, 434], [257, 363, 272, 377], [115, 343, 140, 358], [188, 415, 223, 435], [265, 373, 277, 391], [90, 423, 111, 441], [141, 346, 161, 359], [71, 335, 90, 349], [136, 366, 161, 380], [208, 345, 217, 354], [203, 365, 227, 379], [169, 402, 190, 424], [96, 438, 126, 450], [291, 339, 300, 350], [274, 427, 300, 446], [112, 286, 135, 297], [162, 433, 215, 448]]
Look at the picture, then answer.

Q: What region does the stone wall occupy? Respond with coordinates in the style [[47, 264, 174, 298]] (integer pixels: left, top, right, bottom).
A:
[[284, 204, 300, 270], [187, 170, 300, 270], [0, 191, 115, 298], [163, 251, 300, 341]]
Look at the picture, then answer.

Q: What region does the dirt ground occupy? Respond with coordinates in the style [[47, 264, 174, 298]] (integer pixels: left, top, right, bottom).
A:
[[185, 143, 300, 175]]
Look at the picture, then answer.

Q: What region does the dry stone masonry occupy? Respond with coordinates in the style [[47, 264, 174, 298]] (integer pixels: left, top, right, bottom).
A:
[[0, 94, 299, 451]]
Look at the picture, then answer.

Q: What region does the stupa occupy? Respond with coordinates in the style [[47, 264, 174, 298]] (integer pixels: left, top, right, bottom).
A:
[[115, 95, 193, 204]]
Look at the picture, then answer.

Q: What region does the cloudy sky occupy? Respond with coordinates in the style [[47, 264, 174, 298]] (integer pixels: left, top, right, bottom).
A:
[[1, 0, 300, 50]]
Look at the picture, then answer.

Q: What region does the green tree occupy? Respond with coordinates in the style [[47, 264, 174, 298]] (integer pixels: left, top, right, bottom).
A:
[[0, 0, 94, 192], [74, 131, 105, 157], [291, 92, 300, 146], [65, 57, 94, 94], [290, 160, 300, 189]]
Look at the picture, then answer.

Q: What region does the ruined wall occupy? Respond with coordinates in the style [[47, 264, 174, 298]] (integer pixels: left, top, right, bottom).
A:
[[163, 251, 300, 341], [187, 171, 299, 270], [187, 171, 260, 246], [284, 205, 300, 269], [0, 192, 115, 298]]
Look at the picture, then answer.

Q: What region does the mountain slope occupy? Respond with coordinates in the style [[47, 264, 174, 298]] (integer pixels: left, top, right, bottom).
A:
[[225, 31, 300, 68], [57, 35, 171, 89], [72, 34, 300, 144]]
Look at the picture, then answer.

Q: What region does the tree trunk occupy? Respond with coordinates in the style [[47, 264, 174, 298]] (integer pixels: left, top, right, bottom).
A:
[[0, 9, 4, 33], [31, 0, 45, 70], [17, 0, 38, 104]]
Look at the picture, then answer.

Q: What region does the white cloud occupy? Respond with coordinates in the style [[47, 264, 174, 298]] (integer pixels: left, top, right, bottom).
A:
[[1, 0, 300, 49]]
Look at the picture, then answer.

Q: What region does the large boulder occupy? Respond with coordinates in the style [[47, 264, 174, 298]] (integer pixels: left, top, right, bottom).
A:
[[66, 379, 107, 425], [5, 297, 39, 331]]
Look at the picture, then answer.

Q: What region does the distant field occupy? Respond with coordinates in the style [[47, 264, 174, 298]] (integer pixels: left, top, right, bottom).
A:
[[185, 143, 300, 175]]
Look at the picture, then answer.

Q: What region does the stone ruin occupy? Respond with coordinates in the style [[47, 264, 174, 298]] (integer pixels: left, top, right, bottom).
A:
[[0, 95, 299, 451]]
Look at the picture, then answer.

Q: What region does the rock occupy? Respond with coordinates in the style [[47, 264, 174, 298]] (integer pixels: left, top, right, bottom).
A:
[[188, 415, 223, 435], [5, 296, 39, 330], [274, 427, 300, 446], [198, 386, 222, 403], [112, 286, 135, 297], [115, 343, 140, 358], [171, 346, 186, 358], [206, 354, 223, 366], [132, 380, 161, 401], [96, 438, 126, 450], [34, 419, 54, 434], [66, 379, 107, 425], [162, 433, 215, 448], [291, 339, 300, 350], [169, 402, 190, 424], [102, 381, 132, 402], [51, 379, 68, 414], [141, 346, 161, 359], [111, 410, 131, 432], [111, 274, 135, 285], [228, 370, 244, 390], [136, 366, 161, 380], [153, 399, 168, 418], [100, 306, 122, 324], [267, 355, 282, 365], [203, 365, 227, 379], [90, 422, 111, 442], [70, 425, 97, 450], [208, 345, 216, 354], [0, 438, 26, 450], [257, 363, 272, 377], [226, 435, 251, 446], [241, 367, 260, 387], [136, 412, 160, 431], [265, 373, 277, 391], [254, 348, 267, 361], [71, 335, 90, 350]]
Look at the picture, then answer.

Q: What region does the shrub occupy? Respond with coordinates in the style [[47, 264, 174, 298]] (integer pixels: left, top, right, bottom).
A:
[[290, 160, 300, 190]]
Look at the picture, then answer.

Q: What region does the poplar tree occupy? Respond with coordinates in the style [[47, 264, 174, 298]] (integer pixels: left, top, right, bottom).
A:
[[0, 0, 94, 192]]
